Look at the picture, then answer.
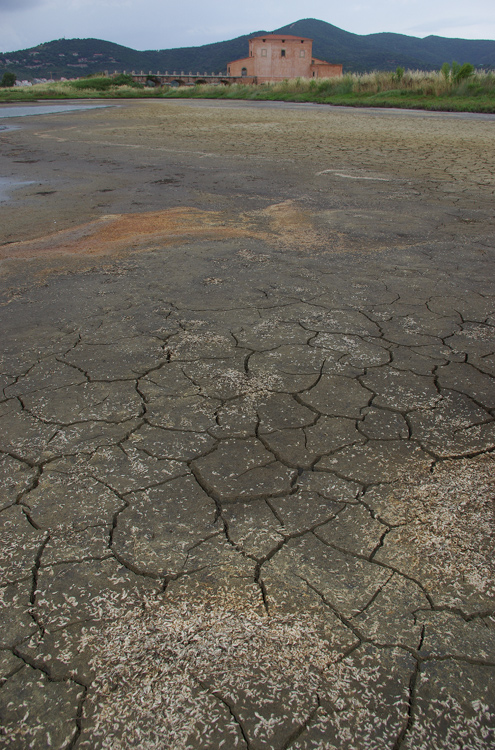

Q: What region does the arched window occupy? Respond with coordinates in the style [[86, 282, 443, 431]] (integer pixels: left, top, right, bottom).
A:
[[241, 67, 247, 77]]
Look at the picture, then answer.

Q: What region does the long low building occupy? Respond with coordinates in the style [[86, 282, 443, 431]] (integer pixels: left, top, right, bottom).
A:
[[227, 34, 342, 82]]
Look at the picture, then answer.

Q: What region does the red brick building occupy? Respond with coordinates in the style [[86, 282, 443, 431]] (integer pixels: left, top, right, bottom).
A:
[[227, 35, 342, 83]]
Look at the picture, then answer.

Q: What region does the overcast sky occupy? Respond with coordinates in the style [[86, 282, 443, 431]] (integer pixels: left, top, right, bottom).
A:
[[1, 0, 494, 53]]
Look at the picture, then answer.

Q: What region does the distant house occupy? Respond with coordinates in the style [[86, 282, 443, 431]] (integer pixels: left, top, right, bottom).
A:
[[227, 35, 342, 82]]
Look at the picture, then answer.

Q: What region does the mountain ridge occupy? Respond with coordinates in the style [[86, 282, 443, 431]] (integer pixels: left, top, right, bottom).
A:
[[1, 18, 494, 80]]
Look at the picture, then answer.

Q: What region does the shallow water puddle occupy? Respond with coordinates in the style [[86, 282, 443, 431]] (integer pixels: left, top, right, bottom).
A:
[[0, 104, 112, 119], [0, 178, 36, 203]]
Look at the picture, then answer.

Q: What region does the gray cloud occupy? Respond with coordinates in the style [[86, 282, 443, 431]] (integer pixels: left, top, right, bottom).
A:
[[0, 0, 494, 55], [407, 16, 477, 34], [0, 0, 42, 10]]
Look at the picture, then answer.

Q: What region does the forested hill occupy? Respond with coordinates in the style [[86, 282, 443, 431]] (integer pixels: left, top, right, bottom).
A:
[[279, 19, 495, 71], [2, 18, 494, 80]]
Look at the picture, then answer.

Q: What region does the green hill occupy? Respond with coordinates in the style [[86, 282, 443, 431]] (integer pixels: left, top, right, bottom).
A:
[[276, 19, 495, 70], [1, 19, 494, 81]]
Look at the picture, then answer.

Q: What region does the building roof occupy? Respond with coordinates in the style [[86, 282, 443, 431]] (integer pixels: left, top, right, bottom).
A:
[[249, 34, 312, 42]]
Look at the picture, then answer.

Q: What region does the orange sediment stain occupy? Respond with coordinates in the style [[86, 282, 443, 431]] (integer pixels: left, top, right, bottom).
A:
[[0, 208, 254, 260], [0, 201, 356, 263]]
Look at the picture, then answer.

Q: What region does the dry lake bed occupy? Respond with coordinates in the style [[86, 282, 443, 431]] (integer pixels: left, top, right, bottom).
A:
[[0, 99, 494, 748]]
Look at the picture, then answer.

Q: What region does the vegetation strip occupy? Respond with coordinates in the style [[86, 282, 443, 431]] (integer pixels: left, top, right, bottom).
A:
[[1, 66, 495, 113]]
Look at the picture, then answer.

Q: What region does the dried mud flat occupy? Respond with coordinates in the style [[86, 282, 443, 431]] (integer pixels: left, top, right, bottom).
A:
[[0, 99, 494, 749]]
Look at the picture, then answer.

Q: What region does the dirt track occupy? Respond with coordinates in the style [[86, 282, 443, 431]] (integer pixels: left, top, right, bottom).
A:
[[1, 100, 494, 749]]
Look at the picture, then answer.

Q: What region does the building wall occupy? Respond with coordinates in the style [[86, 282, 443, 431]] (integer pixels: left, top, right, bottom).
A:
[[251, 36, 312, 79], [310, 60, 343, 78], [227, 56, 254, 78], [227, 35, 342, 82]]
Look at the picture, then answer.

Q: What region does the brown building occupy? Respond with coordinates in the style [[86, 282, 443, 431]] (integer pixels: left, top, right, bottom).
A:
[[227, 34, 342, 83]]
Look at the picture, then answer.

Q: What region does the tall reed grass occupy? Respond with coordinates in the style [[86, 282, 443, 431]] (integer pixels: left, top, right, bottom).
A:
[[165, 69, 495, 100], [162, 69, 495, 112], [2, 69, 494, 112], [0, 78, 163, 101]]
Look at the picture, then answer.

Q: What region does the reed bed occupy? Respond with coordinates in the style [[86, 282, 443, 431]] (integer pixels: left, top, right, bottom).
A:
[[1, 69, 495, 112], [164, 69, 495, 111]]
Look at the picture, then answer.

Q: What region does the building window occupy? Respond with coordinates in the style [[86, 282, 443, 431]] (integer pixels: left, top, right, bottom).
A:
[[241, 67, 247, 77], [281, 49, 286, 57], [261, 48, 267, 57], [300, 50, 305, 57]]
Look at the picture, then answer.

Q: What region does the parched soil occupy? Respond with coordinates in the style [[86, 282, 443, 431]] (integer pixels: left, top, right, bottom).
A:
[[0, 100, 494, 750], [1, 100, 494, 259]]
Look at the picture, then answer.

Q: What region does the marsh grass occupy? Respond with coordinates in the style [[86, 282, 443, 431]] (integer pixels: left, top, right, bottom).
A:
[[162, 69, 495, 112], [0, 78, 163, 102], [1, 69, 495, 112]]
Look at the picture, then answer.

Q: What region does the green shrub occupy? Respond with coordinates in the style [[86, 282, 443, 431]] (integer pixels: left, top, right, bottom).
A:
[[68, 74, 143, 91], [70, 76, 114, 91], [441, 62, 451, 82], [112, 73, 142, 88], [1, 71, 16, 87], [441, 61, 475, 86], [453, 62, 475, 83]]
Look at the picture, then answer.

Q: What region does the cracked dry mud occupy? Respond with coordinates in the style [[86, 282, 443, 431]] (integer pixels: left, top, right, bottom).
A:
[[0, 100, 494, 749]]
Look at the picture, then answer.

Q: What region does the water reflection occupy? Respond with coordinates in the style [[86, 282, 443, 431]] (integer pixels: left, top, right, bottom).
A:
[[0, 104, 111, 119], [0, 179, 36, 203]]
